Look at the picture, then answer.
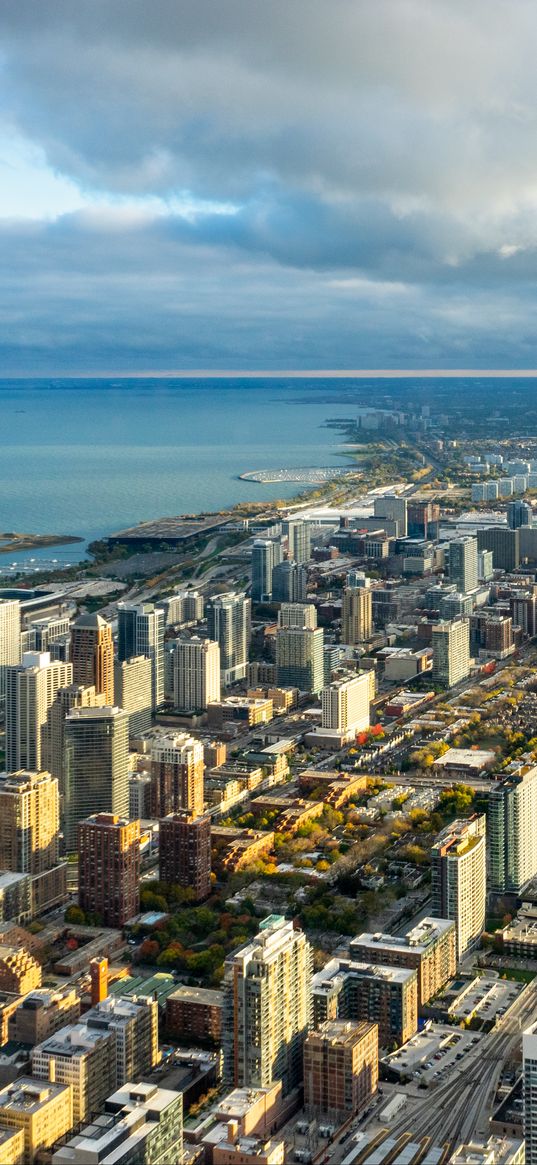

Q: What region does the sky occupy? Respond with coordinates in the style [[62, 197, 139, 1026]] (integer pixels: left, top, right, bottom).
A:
[[3, 0, 537, 374]]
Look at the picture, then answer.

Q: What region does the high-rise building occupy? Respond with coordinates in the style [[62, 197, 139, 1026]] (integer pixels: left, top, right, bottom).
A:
[[431, 815, 486, 960], [524, 1023, 537, 1164], [46, 682, 105, 794], [303, 1021, 378, 1121], [508, 499, 533, 529], [477, 549, 494, 582], [159, 812, 211, 901], [157, 589, 203, 626], [341, 586, 373, 644], [0, 599, 20, 712], [350, 918, 456, 1007], [374, 494, 408, 536], [0, 1078, 73, 1162], [477, 526, 520, 572], [172, 637, 220, 712], [511, 591, 537, 637], [113, 656, 152, 736], [0, 770, 67, 916], [9, 985, 81, 1045], [408, 501, 440, 540], [83, 995, 160, 1086], [271, 560, 307, 604], [51, 1082, 183, 1165], [311, 959, 417, 1048], [284, 519, 311, 564], [32, 1022, 117, 1124], [29, 615, 71, 653], [448, 537, 478, 594], [251, 539, 282, 602], [5, 653, 72, 773], [78, 813, 140, 927], [431, 619, 470, 688], [278, 602, 317, 629], [487, 761, 537, 893], [223, 915, 312, 1094], [71, 613, 114, 704], [117, 603, 165, 710], [206, 593, 251, 686], [63, 707, 129, 851], [275, 626, 324, 693], [321, 672, 371, 735], [150, 732, 204, 818]]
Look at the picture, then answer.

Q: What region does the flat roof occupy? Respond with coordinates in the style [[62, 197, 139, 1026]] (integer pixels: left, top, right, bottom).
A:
[[433, 747, 496, 768], [351, 918, 454, 956]]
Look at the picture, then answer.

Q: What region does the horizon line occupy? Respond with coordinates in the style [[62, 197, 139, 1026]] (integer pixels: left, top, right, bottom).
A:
[[5, 368, 537, 380]]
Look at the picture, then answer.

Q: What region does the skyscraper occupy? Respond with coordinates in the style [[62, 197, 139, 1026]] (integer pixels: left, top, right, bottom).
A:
[[508, 499, 532, 529], [284, 519, 311, 563], [487, 761, 537, 893], [431, 815, 486, 959], [113, 656, 152, 736], [341, 585, 373, 644], [431, 618, 470, 688], [321, 672, 371, 735], [303, 1021, 378, 1121], [71, 613, 114, 704], [278, 602, 317, 629], [524, 1023, 537, 1165], [78, 813, 140, 927], [271, 559, 307, 603], [0, 599, 20, 712], [63, 706, 129, 851], [251, 538, 282, 602], [46, 683, 106, 794], [448, 537, 478, 594], [0, 769, 67, 916], [172, 637, 220, 712], [117, 602, 165, 709], [159, 811, 211, 901], [150, 732, 204, 818], [477, 526, 520, 572], [373, 494, 408, 536], [206, 592, 251, 685], [6, 653, 72, 773], [275, 625, 324, 693], [223, 915, 312, 1093]]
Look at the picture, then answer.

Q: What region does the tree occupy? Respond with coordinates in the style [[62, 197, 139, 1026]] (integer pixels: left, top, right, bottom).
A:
[[65, 905, 85, 925]]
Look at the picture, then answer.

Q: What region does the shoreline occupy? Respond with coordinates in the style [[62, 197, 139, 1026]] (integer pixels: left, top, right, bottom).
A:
[[0, 532, 83, 555]]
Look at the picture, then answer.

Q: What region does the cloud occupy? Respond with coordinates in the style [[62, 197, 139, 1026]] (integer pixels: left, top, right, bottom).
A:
[[2, 1, 537, 368]]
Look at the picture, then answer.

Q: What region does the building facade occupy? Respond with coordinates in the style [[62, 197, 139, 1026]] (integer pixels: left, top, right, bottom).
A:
[[78, 813, 140, 927], [71, 613, 114, 704], [431, 815, 487, 960], [63, 707, 130, 851], [159, 812, 211, 901]]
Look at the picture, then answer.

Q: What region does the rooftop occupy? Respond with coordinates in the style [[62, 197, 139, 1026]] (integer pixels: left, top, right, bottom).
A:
[[0, 1076, 69, 1113], [351, 917, 455, 956]]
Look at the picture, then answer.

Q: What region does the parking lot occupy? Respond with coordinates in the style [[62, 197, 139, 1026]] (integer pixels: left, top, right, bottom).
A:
[[382, 1022, 483, 1083], [448, 975, 522, 1023]]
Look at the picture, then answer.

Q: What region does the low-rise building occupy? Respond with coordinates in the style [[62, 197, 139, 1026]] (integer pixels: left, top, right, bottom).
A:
[[0, 1126, 24, 1165], [32, 1022, 116, 1124], [207, 698, 274, 730], [311, 959, 417, 1048], [350, 918, 456, 1007], [0, 1077, 73, 1162], [166, 985, 223, 1044], [52, 1081, 183, 1165], [9, 987, 80, 1046], [211, 827, 275, 874], [0, 946, 41, 995]]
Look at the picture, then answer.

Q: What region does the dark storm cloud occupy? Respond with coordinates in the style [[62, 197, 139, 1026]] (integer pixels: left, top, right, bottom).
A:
[[2, 0, 537, 369]]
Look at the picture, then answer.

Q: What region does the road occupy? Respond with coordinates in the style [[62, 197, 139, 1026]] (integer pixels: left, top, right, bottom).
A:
[[384, 976, 537, 1148]]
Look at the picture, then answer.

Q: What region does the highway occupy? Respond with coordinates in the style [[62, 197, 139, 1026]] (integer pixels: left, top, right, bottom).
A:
[[384, 976, 537, 1147]]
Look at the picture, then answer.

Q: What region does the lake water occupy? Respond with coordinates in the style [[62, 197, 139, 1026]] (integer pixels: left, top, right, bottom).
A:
[[0, 378, 355, 567]]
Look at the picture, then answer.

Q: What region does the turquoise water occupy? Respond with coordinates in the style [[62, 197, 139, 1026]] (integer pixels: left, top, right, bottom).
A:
[[0, 379, 354, 563]]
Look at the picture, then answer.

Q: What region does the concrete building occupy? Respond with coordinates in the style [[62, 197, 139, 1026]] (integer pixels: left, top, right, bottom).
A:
[[0, 1078, 73, 1163], [0, 946, 41, 994], [321, 672, 371, 738], [303, 1020, 378, 1121], [278, 603, 317, 630], [350, 918, 456, 1007], [431, 618, 470, 688], [0, 599, 20, 712], [0, 1126, 24, 1164], [284, 519, 311, 564], [448, 537, 479, 594], [0, 769, 67, 917], [117, 602, 165, 710], [0, 873, 32, 926], [223, 916, 313, 1094], [157, 589, 203, 626], [51, 1082, 182, 1165], [431, 815, 487, 960], [159, 812, 211, 901], [508, 499, 532, 529], [252, 539, 282, 603], [311, 959, 417, 1048], [206, 593, 251, 686], [488, 762, 537, 893], [275, 626, 324, 694], [5, 653, 72, 774], [128, 773, 152, 820], [46, 682, 106, 795], [451, 1138, 524, 1164], [63, 706, 130, 852], [71, 613, 114, 705], [477, 526, 520, 572], [166, 985, 223, 1044], [271, 560, 307, 604], [113, 656, 152, 736], [149, 732, 204, 818], [341, 584, 373, 644], [172, 636, 220, 712], [83, 995, 160, 1087], [32, 1021, 116, 1123], [374, 494, 408, 537], [78, 814, 140, 927]]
